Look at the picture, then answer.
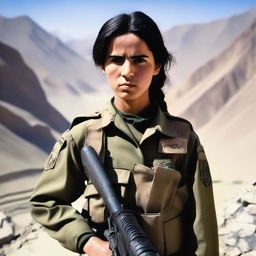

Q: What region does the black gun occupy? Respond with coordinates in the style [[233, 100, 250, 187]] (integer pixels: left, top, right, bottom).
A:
[[81, 146, 159, 256]]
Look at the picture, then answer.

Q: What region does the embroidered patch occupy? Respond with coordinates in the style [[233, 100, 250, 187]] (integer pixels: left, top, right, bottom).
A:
[[199, 159, 212, 187], [153, 158, 174, 169], [44, 137, 66, 170], [198, 145, 212, 187], [158, 138, 187, 154]]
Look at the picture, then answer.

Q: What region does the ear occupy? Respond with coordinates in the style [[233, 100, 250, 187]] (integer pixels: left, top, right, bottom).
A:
[[100, 65, 105, 73], [153, 65, 161, 75]]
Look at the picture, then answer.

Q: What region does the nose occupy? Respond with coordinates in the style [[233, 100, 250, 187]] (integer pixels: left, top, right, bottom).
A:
[[121, 60, 134, 79]]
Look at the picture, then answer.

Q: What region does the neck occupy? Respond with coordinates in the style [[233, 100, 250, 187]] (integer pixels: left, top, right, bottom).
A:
[[114, 97, 150, 115]]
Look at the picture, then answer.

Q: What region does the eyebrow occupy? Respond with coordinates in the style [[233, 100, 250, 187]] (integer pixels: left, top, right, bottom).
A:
[[131, 55, 149, 59], [108, 54, 149, 59]]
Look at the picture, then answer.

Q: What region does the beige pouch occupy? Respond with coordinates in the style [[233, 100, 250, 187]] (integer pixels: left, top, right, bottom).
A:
[[131, 164, 188, 256]]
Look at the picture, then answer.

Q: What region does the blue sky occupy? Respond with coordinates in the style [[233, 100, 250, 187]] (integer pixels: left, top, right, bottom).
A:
[[1, 0, 256, 40]]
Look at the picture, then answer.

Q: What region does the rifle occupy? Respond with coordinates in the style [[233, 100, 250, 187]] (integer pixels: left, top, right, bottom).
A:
[[81, 146, 159, 256]]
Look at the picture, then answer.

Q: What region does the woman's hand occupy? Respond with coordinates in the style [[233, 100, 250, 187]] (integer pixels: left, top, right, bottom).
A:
[[83, 236, 112, 256]]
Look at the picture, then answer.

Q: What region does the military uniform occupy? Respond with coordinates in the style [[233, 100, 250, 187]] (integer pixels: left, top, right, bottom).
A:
[[29, 99, 219, 255]]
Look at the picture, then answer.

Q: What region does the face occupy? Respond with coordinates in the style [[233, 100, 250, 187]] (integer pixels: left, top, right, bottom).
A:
[[103, 33, 160, 110]]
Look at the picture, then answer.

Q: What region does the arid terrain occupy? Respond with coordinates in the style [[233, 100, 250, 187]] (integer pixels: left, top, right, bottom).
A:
[[1, 7, 256, 255]]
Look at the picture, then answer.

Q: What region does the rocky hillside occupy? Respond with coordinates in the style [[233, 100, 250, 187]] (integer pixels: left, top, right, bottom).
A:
[[1, 183, 255, 256], [0, 42, 69, 170], [0, 42, 70, 220], [168, 21, 256, 129], [164, 8, 256, 84], [65, 8, 256, 86], [219, 183, 256, 256], [166, 21, 256, 184], [0, 104, 56, 153], [0, 15, 108, 120], [0, 42, 69, 133]]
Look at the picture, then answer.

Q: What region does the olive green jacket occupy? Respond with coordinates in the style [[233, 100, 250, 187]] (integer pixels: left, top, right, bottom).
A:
[[29, 101, 219, 255]]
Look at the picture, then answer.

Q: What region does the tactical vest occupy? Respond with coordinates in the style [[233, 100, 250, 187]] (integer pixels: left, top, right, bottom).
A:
[[82, 117, 189, 256]]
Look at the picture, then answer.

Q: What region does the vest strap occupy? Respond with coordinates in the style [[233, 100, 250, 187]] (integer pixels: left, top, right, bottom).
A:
[[84, 118, 105, 163]]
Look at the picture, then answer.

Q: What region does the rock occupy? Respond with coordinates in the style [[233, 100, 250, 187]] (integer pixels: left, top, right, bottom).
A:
[[225, 200, 242, 216], [243, 251, 256, 256], [225, 236, 238, 247], [0, 211, 15, 246], [241, 191, 256, 205], [225, 247, 241, 256], [238, 238, 252, 253], [1, 182, 256, 256], [0, 221, 79, 256], [247, 205, 256, 215], [238, 224, 256, 238], [220, 182, 256, 255], [236, 210, 255, 224]]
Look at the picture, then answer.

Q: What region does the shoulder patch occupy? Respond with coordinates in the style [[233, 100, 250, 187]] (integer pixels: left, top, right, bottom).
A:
[[70, 112, 101, 130], [44, 135, 67, 170], [197, 144, 212, 187], [166, 113, 194, 131]]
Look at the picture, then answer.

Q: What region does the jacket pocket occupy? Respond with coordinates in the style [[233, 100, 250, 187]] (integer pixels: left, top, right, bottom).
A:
[[83, 168, 130, 223], [141, 186, 188, 256], [132, 164, 181, 213], [131, 164, 188, 255], [162, 184, 188, 255]]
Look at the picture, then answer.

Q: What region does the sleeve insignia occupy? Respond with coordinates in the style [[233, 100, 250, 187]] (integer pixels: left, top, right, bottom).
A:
[[199, 159, 212, 187], [198, 144, 212, 187], [44, 136, 66, 171]]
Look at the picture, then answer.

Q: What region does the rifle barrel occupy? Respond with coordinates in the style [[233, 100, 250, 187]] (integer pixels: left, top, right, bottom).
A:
[[81, 146, 121, 214]]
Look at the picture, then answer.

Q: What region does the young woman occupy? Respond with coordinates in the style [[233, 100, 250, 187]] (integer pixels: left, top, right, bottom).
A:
[[30, 11, 219, 256]]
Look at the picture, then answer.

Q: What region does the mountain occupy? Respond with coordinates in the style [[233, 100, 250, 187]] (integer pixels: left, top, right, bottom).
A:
[[0, 15, 107, 120], [66, 8, 256, 88], [166, 21, 256, 182], [0, 41, 72, 218], [199, 66, 256, 182], [66, 36, 95, 61], [0, 104, 56, 153], [168, 21, 256, 129], [0, 42, 69, 169], [164, 8, 256, 84], [0, 42, 69, 133]]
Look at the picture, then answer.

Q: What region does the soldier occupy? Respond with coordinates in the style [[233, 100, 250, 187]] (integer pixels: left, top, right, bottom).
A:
[[29, 11, 219, 256]]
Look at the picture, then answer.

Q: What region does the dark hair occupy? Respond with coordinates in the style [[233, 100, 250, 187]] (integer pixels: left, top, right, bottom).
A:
[[93, 11, 173, 111]]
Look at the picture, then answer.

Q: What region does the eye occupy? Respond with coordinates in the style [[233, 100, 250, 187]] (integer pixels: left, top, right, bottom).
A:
[[109, 56, 124, 64], [133, 57, 146, 64]]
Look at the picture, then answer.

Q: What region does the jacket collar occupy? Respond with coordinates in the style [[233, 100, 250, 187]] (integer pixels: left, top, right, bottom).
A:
[[96, 98, 190, 141]]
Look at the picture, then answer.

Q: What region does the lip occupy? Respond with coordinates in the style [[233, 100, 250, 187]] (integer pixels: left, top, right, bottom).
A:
[[119, 83, 137, 87]]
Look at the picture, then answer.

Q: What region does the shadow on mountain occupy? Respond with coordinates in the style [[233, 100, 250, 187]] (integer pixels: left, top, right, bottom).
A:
[[0, 42, 69, 133], [170, 21, 256, 129], [0, 104, 56, 153]]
